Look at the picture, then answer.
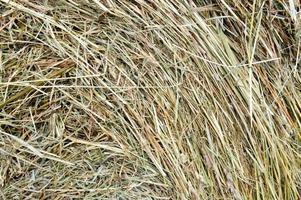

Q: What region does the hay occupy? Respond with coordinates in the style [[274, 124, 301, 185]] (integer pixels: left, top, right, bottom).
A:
[[0, 0, 300, 199]]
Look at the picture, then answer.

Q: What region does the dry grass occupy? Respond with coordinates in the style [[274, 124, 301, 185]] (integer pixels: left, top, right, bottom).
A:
[[0, 0, 300, 199]]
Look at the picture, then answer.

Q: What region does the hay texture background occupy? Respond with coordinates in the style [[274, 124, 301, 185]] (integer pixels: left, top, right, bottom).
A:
[[0, 0, 300, 199]]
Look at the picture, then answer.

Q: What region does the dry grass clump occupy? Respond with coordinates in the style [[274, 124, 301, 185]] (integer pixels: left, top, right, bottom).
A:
[[0, 0, 300, 199]]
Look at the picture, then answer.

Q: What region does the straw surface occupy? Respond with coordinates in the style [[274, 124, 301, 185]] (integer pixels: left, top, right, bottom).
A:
[[0, 0, 300, 199]]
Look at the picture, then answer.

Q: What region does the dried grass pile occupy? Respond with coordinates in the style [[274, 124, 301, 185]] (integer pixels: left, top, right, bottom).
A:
[[0, 0, 300, 199]]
